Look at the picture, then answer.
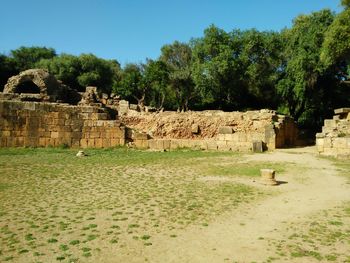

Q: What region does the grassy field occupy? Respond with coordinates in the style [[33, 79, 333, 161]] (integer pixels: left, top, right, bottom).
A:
[[0, 147, 282, 263]]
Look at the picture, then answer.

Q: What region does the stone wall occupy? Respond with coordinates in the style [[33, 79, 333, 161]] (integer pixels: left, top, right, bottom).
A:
[[0, 97, 302, 152], [316, 108, 350, 158], [123, 110, 301, 152], [0, 100, 125, 148]]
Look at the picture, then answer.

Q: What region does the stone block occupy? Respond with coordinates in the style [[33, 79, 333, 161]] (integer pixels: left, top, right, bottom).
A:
[[207, 140, 218, 150], [53, 118, 65, 126], [71, 132, 82, 140], [196, 140, 207, 150], [316, 133, 325, 138], [86, 86, 97, 93], [217, 134, 226, 141], [80, 106, 98, 113], [87, 139, 95, 148], [95, 138, 103, 148], [334, 108, 350, 115], [260, 169, 277, 185], [252, 141, 263, 153], [163, 140, 171, 150], [23, 102, 36, 111], [96, 120, 105, 127], [110, 138, 120, 147], [148, 139, 158, 149], [191, 124, 199, 134], [129, 104, 138, 111], [336, 148, 350, 156], [104, 120, 118, 127], [316, 138, 324, 146], [134, 132, 148, 140], [67, 138, 78, 148], [134, 139, 149, 149], [39, 137, 47, 147], [218, 126, 233, 134], [14, 137, 24, 147], [2, 130, 11, 137], [324, 119, 338, 128], [6, 137, 14, 147], [226, 141, 239, 151], [0, 137, 7, 147], [333, 138, 347, 149], [90, 131, 100, 138], [24, 137, 38, 147], [51, 131, 59, 139], [238, 133, 247, 142], [216, 140, 227, 150], [170, 140, 180, 149], [225, 133, 238, 141], [80, 139, 88, 148], [108, 129, 121, 139], [323, 147, 337, 156], [119, 138, 126, 145], [323, 138, 332, 148], [317, 144, 324, 153], [102, 139, 111, 148]]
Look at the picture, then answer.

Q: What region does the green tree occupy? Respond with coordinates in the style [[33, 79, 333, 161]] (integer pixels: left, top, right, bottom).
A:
[[113, 63, 146, 109], [160, 41, 194, 111], [341, 0, 350, 8], [77, 54, 120, 94], [276, 9, 335, 127], [11, 46, 56, 71], [240, 29, 284, 108], [0, 55, 17, 91], [143, 59, 171, 110], [320, 8, 350, 79], [36, 54, 81, 90], [37, 53, 120, 93]]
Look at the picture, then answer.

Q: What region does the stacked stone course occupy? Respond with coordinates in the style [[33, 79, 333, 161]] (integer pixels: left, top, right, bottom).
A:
[[0, 100, 125, 148], [316, 108, 350, 158]]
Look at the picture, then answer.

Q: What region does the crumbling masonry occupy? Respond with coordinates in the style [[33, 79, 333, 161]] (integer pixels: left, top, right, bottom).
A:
[[0, 69, 304, 151], [316, 108, 350, 158]]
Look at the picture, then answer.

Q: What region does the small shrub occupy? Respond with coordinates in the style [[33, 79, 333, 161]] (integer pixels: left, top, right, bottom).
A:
[[59, 244, 69, 251], [69, 240, 80, 245]]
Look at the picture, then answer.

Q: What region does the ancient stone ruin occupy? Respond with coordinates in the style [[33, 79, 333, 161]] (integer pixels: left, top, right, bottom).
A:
[[120, 109, 301, 151], [0, 69, 305, 151], [316, 108, 350, 158], [3, 69, 64, 101], [2, 69, 83, 104]]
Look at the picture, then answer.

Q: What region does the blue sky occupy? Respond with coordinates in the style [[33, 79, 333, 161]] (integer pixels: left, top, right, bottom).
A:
[[0, 0, 342, 66]]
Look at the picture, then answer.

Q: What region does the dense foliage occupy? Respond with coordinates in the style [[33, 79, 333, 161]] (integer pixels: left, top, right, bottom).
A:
[[0, 3, 349, 130]]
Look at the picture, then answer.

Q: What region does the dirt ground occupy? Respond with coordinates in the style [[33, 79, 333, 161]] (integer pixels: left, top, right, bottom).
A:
[[140, 147, 350, 263], [0, 147, 349, 263]]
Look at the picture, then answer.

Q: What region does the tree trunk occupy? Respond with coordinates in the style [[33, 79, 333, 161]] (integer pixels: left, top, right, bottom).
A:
[[134, 94, 145, 112]]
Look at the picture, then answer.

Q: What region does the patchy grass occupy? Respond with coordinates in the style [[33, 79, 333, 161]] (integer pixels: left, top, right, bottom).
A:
[[0, 147, 274, 262], [266, 158, 350, 262], [269, 204, 350, 262]]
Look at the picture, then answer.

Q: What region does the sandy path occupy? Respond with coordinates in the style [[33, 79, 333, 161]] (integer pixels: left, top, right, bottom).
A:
[[143, 147, 350, 263]]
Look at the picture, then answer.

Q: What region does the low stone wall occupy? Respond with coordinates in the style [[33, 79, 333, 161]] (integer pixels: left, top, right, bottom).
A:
[[135, 137, 263, 152], [316, 108, 350, 158], [0, 100, 125, 148], [0, 98, 302, 152], [126, 110, 301, 152]]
